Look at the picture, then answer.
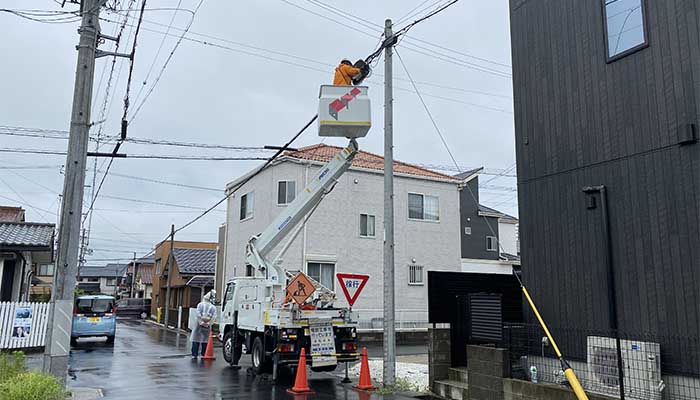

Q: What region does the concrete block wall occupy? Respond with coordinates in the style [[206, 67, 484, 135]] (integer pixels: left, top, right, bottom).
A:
[[429, 325, 452, 389], [503, 379, 616, 400], [466, 345, 510, 400]]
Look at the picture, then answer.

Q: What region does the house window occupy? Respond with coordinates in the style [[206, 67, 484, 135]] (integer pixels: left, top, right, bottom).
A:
[[486, 236, 498, 252], [307, 262, 335, 290], [155, 259, 161, 275], [603, 0, 647, 60], [240, 192, 254, 220], [86, 277, 99, 283], [408, 193, 439, 221], [360, 214, 376, 237], [245, 265, 255, 277], [106, 278, 116, 286], [408, 265, 424, 285], [278, 181, 296, 205], [38, 264, 54, 276], [464, 227, 472, 235]]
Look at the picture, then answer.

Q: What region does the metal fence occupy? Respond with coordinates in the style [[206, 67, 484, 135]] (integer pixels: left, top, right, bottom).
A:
[[354, 309, 429, 331], [502, 323, 700, 400], [0, 301, 51, 349]]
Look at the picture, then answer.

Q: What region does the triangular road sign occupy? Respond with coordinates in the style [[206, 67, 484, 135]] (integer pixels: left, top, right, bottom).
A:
[[336, 273, 370, 307]]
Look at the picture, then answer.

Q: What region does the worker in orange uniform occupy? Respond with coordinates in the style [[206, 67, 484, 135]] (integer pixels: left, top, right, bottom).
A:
[[333, 59, 362, 85]]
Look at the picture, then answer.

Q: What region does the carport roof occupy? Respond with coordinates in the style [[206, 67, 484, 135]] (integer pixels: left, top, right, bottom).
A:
[[0, 222, 55, 251]]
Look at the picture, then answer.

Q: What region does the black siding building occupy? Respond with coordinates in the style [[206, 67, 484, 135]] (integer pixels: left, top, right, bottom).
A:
[[510, 0, 699, 348]]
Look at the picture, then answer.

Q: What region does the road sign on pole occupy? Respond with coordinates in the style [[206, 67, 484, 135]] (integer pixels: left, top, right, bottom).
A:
[[287, 272, 317, 305], [336, 273, 369, 307]]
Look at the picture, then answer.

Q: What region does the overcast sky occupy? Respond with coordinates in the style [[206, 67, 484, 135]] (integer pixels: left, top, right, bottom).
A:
[[0, 0, 516, 265]]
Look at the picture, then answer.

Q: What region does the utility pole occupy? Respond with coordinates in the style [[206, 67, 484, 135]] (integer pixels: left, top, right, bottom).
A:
[[164, 224, 175, 327], [43, 0, 105, 380], [382, 18, 396, 387], [130, 252, 137, 298]]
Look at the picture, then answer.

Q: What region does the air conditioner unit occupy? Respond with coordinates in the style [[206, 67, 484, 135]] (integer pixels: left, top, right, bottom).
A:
[[586, 336, 664, 400]]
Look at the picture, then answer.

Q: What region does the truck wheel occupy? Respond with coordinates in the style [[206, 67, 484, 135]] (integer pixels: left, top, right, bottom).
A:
[[251, 336, 271, 374], [224, 330, 241, 365], [105, 335, 115, 345]]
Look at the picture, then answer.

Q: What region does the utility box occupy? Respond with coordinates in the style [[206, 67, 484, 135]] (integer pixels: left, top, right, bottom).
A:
[[318, 85, 371, 138]]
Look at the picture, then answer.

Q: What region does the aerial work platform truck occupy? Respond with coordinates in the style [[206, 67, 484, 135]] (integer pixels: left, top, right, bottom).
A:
[[219, 85, 371, 378]]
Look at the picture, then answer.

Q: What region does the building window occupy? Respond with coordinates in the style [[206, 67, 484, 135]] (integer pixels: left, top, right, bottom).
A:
[[360, 214, 376, 237], [486, 236, 498, 252], [408, 193, 439, 221], [38, 264, 54, 276], [277, 181, 296, 205], [106, 278, 117, 286], [603, 0, 647, 60], [155, 259, 161, 275], [245, 265, 255, 277], [240, 192, 254, 220], [408, 265, 424, 285], [464, 227, 472, 235], [307, 262, 335, 290], [87, 277, 99, 283]]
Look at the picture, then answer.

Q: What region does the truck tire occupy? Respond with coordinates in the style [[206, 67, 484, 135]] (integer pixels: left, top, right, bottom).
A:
[[223, 329, 242, 366], [251, 336, 271, 374]]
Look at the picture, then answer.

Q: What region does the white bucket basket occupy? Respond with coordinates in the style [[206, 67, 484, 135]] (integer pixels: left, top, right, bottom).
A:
[[318, 85, 371, 139]]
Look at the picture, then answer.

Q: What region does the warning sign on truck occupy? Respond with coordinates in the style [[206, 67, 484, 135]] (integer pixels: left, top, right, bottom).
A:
[[286, 272, 316, 305]]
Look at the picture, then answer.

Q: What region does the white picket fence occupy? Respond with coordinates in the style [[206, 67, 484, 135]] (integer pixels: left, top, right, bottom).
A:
[[0, 302, 51, 349]]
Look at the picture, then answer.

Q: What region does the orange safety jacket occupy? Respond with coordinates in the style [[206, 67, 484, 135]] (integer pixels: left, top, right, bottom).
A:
[[333, 63, 361, 85]]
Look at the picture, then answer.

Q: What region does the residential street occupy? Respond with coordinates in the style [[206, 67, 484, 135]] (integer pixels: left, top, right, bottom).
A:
[[57, 321, 425, 400]]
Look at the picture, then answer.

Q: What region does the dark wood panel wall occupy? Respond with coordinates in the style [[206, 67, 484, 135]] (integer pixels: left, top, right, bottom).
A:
[[510, 0, 700, 340]]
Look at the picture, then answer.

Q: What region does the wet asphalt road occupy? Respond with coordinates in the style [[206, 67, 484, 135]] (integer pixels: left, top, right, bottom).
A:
[[66, 320, 423, 400]]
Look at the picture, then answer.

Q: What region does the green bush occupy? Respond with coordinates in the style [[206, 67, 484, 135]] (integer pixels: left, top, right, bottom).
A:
[[0, 372, 67, 400], [0, 352, 26, 384]]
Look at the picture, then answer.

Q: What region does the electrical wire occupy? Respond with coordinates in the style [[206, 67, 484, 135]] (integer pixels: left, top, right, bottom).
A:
[[395, 48, 513, 256], [128, 0, 205, 123], [0, 147, 269, 160], [97, 170, 221, 192]]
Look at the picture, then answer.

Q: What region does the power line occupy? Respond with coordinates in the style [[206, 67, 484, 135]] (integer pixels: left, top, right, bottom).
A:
[[396, 0, 440, 25], [98, 170, 221, 192], [396, 48, 514, 256], [0, 147, 268, 160], [99, 194, 226, 211], [128, 0, 205, 122]]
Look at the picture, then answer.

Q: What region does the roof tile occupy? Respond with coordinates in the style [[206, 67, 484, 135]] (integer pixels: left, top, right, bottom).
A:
[[284, 144, 461, 181], [173, 248, 216, 275], [0, 222, 54, 248]]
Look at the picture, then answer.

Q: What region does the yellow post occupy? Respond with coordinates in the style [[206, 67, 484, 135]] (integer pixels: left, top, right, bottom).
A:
[[521, 286, 590, 400], [157, 307, 162, 323]]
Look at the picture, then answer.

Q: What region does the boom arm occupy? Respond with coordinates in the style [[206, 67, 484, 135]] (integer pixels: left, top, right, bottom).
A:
[[246, 139, 359, 285]]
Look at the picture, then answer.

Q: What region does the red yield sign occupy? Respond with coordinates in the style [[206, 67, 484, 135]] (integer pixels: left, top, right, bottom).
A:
[[336, 273, 369, 307]]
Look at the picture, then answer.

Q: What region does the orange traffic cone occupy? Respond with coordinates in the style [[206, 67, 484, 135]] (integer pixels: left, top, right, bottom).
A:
[[287, 348, 314, 394], [353, 347, 375, 391], [201, 330, 216, 360]]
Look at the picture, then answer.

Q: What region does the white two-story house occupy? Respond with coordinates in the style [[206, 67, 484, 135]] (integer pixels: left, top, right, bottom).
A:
[[222, 143, 462, 328]]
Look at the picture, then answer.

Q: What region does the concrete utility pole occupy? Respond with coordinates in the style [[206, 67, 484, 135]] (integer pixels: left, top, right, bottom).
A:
[[130, 252, 137, 298], [43, 0, 105, 379], [164, 224, 175, 327], [382, 18, 396, 387]]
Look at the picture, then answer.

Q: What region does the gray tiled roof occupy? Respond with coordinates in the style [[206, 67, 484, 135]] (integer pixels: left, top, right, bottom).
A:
[[0, 222, 55, 249], [173, 247, 216, 275], [478, 204, 518, 222], [80, 264, 128, 278], [454, 167, 484, 181]]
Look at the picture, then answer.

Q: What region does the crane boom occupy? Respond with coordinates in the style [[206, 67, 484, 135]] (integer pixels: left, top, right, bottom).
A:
[[245, 139, 359, 284]]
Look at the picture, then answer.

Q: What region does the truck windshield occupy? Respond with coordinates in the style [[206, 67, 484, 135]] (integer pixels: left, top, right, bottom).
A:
[[77, 299, 114, 314]]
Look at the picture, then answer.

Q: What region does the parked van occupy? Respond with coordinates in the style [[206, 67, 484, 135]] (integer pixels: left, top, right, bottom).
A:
[[115, 298, 151, 319], [72, 295, 117, 345]]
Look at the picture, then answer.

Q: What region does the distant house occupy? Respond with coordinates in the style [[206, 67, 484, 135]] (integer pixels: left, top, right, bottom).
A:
[[0, 206, 55, 302], [455, 168, 520, 275], [129, 257, 155, 299], [151, 240, 217, 328], [77, 264, 128, 295]]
